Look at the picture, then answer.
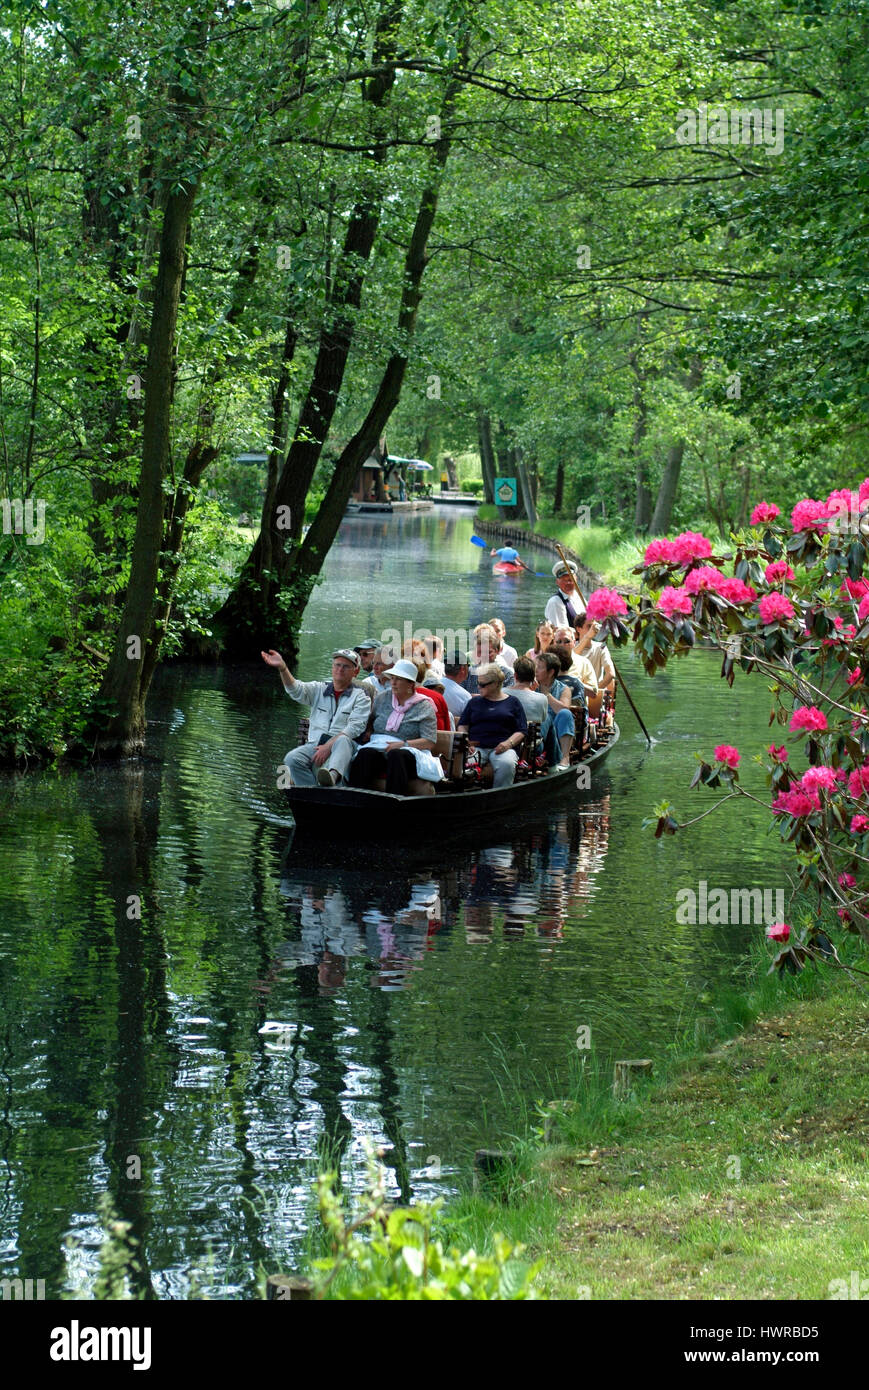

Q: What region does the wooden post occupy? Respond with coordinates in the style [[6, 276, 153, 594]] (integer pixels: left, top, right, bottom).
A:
[[473, 1148, 514, 1195], [612, 1059, 653, 1099], [543, 1100, 579, 1144], [267, 1275, 313, 1301]]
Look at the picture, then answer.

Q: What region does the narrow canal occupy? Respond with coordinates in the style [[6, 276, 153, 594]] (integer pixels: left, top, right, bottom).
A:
[[0, 506, 790, 1297]]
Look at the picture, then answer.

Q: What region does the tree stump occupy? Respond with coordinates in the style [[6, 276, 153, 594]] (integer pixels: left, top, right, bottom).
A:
[[266, 1275, 313, 1301], [612, 1059, 653, 1100]]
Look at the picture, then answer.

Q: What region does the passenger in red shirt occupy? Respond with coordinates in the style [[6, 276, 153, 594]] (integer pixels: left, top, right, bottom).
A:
[[412, 657, 452, 730]]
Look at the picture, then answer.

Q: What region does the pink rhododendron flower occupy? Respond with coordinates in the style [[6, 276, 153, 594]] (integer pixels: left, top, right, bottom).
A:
[[765, 922, 791, 942], [684, 566, 726, 595], [643, 538, 677, 566], [791, 498, 828, 532], [585, 587, 628, 623], [670, 531, 713, 565], [656, 586, 693, 619], [838, 872, 857, 889], [764, 561, 795, 584], [718, 576, 757, 603], [850, 814, 869, 834], [848, 667, 863, 686], [758, 592, 796, 624], [842, 577, 869, 600], [789, 706, 828, 733], [859, 477, 869, 505], [799, 766, 845, 794], [859, 596, 869, 624], [750, 501, 780, 525], [772, 789, 819, 817], [848, 765, 869, 799], [825, 488, 859, 526], [713, 744, 740, 768], [768, 744, 788, 763]]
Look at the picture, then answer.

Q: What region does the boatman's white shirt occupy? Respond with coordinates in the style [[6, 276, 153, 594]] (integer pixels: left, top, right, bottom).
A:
[[545, 593, 577, 630]]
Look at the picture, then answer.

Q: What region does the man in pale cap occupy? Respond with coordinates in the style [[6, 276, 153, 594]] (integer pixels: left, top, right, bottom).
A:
[[353, 638, 381, 673], [545, 560, 583, 630], [261, 646, 372, 787]]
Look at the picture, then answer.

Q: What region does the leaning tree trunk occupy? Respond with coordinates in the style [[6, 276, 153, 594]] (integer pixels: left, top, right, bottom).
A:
[[630, 341, 651, 533], [216, 1, 404, 655], [91, 180, 197, 755]]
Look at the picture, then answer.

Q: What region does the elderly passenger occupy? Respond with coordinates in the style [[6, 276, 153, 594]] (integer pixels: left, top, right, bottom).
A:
[[262, 647, 372, 787], [456, 663, 528, 788], [348, 658, 441, 795]]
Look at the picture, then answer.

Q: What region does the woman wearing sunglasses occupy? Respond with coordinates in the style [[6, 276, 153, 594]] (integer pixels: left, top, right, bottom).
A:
[[455, 663, 528, 788]]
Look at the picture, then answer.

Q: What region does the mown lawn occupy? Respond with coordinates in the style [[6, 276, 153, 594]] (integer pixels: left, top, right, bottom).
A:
[[446, 986, 869, 1300]]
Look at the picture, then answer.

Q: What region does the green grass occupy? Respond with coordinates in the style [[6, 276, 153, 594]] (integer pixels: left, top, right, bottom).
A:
[[440, 951, 869, 1300]]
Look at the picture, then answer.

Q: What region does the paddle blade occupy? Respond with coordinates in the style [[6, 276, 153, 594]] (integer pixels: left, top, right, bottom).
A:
[[470, 535, 488, 548]]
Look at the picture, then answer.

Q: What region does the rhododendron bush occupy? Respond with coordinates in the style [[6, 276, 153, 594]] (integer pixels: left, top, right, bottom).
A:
[[621, 491, 869, 978]]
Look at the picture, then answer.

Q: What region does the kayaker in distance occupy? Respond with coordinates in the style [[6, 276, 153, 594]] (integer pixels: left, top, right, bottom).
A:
[[490, 544, 521, 565]]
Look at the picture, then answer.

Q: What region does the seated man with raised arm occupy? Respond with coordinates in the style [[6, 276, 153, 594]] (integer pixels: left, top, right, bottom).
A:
[[262, 647, 372, 787]]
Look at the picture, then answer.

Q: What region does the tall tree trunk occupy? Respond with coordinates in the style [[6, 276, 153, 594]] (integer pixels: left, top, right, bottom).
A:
[[630, 333, 651, 533], [92, 180, 198, 754], [553, 458, 565, 515], [443, 454, 459, 489], [649, 441, 684, 535], [477, 411, 496, 503], [516, 449, 537, 527]]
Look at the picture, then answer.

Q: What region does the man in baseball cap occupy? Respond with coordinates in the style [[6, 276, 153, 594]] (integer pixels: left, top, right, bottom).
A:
[[261, 646, 369, 786], [353, 638, 381, 672]]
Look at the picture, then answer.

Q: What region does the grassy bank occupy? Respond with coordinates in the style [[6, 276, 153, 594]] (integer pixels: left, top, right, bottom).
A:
[[475, 509, 642, 588], [443, 953, 869, 1300]]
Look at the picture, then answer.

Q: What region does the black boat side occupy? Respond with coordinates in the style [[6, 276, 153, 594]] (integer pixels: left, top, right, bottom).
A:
[[285, 725, 619, 839]]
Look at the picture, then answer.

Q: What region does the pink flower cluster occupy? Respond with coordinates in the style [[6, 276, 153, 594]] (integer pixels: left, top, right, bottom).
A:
[[791, 499, 829, 533], [847, 765, 869, 800], [789, 706, 828, 733], [766, 922, 791, 942], [858, 595, 869, 624], [842, 577, 869, 599], [799, 765, 845, 794], [768, 744, 788, 763], [848, 667, 863, 687], [585, 587, 628, 623], [850, 814, 869, 835], [719, 576, 757, 604], [642, 531, 714, 568], [713, 744, 740, 769], [684, 566, 726, 595], [750, 502, 780, 525], [772, 788, 818, 817], [758, 592, 796, 624], [657, 586, 692, 619], [765, 561, 795, 584], [838, 872, 857, 889]]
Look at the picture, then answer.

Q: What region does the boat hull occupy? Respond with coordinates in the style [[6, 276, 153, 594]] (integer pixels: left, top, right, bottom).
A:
[[493, 560, 523, 575], [285, 726, 618, 841]]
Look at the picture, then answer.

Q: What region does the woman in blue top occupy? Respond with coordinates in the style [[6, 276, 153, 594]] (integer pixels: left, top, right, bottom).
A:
[[456, 663, 528, 788]]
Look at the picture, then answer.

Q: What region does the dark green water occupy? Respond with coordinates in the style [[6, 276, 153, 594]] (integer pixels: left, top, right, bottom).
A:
[[0, 507, 790, 1297]]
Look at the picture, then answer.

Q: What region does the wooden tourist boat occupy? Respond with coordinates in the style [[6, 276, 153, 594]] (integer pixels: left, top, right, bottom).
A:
[[285, 722, 619, 841]]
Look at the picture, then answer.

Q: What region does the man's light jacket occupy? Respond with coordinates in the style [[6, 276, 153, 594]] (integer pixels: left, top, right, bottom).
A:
[[286, 680, 371, 743]]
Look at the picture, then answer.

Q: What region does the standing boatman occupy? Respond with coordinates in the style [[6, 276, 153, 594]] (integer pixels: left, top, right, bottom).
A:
[[545, 560, 583, 630]]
